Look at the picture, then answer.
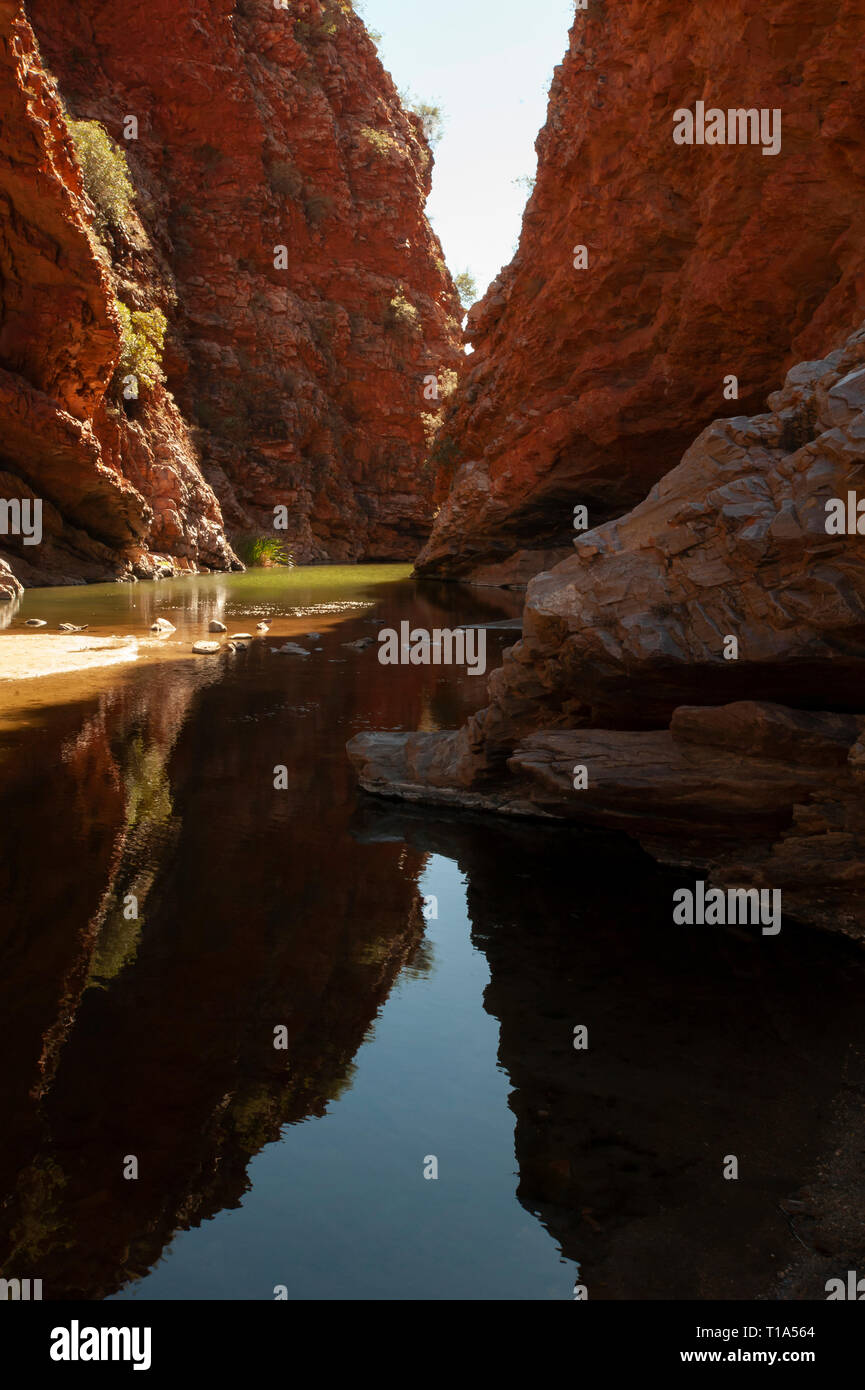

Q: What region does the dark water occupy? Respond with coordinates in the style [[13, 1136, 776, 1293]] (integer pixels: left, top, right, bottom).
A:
[[1, 565, 864, 1301]]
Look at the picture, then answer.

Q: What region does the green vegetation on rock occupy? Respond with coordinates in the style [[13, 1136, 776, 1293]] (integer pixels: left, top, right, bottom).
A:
[[68, 119, 135, 230]]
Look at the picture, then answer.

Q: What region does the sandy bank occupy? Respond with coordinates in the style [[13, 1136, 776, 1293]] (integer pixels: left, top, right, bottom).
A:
[[0, 634, 140, 682]]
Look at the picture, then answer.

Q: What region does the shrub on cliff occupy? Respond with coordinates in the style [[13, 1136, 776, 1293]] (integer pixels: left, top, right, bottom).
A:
[[68, 120, 135, 230], [398, 90, 445, 148], [359, 126, 399, 156], [413, 103, 444, 148], [387, 287, 421, 334], [115, 303, 167, 393]]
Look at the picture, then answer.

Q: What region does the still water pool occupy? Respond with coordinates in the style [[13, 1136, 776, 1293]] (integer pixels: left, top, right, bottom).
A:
[[1, 565, 864, 1300]]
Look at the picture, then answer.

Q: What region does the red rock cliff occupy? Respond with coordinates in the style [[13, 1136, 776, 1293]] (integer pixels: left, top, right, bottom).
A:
[[417, 0, 865, 584], [1, 0, 462, 585]]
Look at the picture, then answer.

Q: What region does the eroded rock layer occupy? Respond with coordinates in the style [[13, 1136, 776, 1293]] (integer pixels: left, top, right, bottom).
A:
[[417, 0, 865, 583], [1, 0, 461, 585], [350, 326, 865, 937], [0, 2, 236, 584], [28, 0, 463, 563]]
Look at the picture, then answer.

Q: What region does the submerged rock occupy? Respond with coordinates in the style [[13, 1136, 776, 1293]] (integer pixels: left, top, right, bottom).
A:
[[276, 643, 310, 657]]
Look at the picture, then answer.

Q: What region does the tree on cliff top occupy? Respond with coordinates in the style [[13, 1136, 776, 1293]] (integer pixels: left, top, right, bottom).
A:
[[454, 271, 478, 310]]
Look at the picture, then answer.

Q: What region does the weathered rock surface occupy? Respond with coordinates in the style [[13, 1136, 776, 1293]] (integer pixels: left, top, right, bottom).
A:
[[350, 326, 865, 936], [508, 703, 865, 939], [0, 2, 236, 585], [0, 554, 22, 605], [417, 0, 865, 582], [16, 0, 461, 583]]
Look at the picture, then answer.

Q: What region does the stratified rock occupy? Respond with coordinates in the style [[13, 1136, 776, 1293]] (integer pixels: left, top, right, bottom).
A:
[[349, 324, 865, 936], [0, 1, 236, 585], [417, 1, 865, 582], [507, 703, 865, 939], [20, 0, 462, 576]]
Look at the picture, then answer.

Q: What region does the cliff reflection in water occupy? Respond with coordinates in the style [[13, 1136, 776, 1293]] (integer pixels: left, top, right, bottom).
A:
[[0, 576, 516, 1300], [354, 805, 865, 1300], [2, 570, 863, 1299]]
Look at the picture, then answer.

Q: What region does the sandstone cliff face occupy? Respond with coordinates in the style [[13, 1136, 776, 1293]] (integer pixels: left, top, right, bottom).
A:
[[0, 0, 461, 587], [25, 0, 462, 570], [0, 2, 236, 585], [350, 325, 865, 937], [417, 0, 865, 583]]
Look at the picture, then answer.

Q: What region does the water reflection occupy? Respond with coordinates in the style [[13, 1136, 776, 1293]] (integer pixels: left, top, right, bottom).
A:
[[2, 567, 861, 1300], [0, 569, 520, 1299]]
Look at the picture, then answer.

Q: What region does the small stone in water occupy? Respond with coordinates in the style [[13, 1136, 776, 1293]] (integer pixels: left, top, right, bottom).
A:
[[25, 619, 47, 627], [192, 640, 221, 654], [209, 620, 228, 632]]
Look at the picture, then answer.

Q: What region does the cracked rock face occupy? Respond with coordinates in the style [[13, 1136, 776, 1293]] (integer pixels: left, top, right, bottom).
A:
[[0, 1, 237, 585], [1, 0, 461, 586], [349, 325, 865, 936], [417, 0, 865, 583]]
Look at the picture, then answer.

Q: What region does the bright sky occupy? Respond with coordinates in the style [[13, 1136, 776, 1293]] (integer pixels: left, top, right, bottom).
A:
[[358, 0, 576, 302]]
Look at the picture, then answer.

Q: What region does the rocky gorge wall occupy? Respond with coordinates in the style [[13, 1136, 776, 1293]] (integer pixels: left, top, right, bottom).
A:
[[0, 0, 461, 587], [350, 326, 865, 938], [417, 0, 865, 584]]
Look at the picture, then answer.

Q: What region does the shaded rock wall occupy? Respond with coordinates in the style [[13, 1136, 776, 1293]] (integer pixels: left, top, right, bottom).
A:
[[0, 1, 236, 584], [350, 325, 865, 937], [418, 0, 865, 582]]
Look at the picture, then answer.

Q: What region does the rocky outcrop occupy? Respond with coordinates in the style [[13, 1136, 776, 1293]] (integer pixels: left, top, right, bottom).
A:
[[417, 0, 865, 583], [0, 554, 22, 608], [350, 324, 865, 937], [0, 2, 236, 584], [19, 0, 462, 579]]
